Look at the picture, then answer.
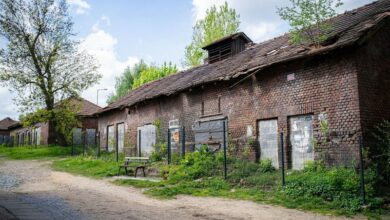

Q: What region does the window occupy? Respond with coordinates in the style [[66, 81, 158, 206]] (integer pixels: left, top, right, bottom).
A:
[[107, 125, 115, 152], [289, 115, 314, 170], [258, 119, 279, 169]]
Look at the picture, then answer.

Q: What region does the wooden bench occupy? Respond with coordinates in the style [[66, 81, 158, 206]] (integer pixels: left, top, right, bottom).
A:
[[118, 157, 150, 177]]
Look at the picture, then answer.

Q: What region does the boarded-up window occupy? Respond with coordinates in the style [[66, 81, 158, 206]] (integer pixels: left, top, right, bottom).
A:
[[258, 119, 279, 169], [290, 115, 314, 170], [35, 127, 41, 145], [192, 119, 227, 151], [117, 123, 125, 153], [137, 124, 156, 156], [73, 128, 83, 146], [107, 125, 115, 152]]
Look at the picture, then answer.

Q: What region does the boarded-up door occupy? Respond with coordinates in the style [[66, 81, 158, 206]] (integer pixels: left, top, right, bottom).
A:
[[137, 124, 156, 156], [290, 115, 314, 170], [107, 125, 115, 152], [117, 123, 125, 153], [86, 129, 96, 146], [258, 119, 279, 169]]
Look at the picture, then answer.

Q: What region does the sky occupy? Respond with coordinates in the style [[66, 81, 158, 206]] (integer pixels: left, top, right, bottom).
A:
[[0, 0, 375, 120]]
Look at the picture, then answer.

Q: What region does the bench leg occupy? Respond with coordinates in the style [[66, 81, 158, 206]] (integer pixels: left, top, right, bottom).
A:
[[134, 167, 139, 178], [125, 167, 128, 175], [142, 167, 146, 177]]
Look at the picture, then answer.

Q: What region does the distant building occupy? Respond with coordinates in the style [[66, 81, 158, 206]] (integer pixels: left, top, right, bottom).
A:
[[0, 117, 19, 145], [9, 97, 101, 146]]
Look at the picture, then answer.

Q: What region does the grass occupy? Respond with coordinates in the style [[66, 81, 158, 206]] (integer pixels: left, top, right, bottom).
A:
[[0, 145, 386, 217], [52, 156, 121, 179], [0, 145, 71, 159]]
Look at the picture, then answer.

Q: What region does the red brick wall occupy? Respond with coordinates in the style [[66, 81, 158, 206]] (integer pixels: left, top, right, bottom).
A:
[[99, 24, 388, 168], [98, 109, 128, 151], [355, 21, 390, 151]]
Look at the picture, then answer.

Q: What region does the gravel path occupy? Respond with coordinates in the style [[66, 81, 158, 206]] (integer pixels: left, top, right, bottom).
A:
[[0, 157, 366, 220]]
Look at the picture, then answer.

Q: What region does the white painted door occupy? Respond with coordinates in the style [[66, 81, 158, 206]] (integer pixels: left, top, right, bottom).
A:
[[290, 115, 314, 170], [258, 120, 279, 169]]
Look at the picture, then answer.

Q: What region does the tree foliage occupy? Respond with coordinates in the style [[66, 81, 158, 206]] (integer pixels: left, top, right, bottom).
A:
[[108, 61, 177, 103], [277, 0, 343, 47], [184, 2, 240, 67], [0, 0, 101, 143], [107, 61, 148, 103], [132, 62, 177, 89], [21, 99, 81, 145]]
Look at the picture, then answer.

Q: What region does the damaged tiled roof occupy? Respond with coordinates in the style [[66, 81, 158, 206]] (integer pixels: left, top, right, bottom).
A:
[[0, 117, 19, 130], [98, 0, 390, 115], [69, 97, 102, 116]]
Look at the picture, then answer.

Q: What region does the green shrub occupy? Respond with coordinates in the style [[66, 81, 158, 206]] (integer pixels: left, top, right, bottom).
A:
[[259, 159, 275, 173], [282, 166, 377, 214], [150, 142, 167, 162], [163, 147, 218, 182]]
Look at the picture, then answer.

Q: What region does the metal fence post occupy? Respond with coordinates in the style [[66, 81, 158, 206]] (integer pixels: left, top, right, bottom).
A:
[[83, 131, 86, 157], [280, 132, 285, 186], [71, 132, 74, 156], [359, 135, 366, 205], [96, 131, 100, 158], [181, 126, 186, 158], [116, 126, 119, 162], [167, 128, 171, 164], [223, 120, 227, 180]]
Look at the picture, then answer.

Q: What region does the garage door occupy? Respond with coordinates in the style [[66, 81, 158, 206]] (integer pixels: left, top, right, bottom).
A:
[[290, 115, 314, 170], [258, 119, 279, 169]]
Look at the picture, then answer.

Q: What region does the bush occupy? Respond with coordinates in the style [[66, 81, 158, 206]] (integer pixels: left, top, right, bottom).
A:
[[164, 147, 218, 182], [282, 163, 377, 214], [371, 120, 390, 184], [150, 142, 167, 162], [259, 159, 275, 173]]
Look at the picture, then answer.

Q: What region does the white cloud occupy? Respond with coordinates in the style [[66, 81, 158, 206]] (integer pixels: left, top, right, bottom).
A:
[[67, 0, 90, 14], [80, 24, 139, 107], [192, 0, 375, 43], [101, 15, 111, 26]]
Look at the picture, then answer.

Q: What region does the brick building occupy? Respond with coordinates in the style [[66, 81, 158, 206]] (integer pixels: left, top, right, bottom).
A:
[[96, 1, 390, 169], [0, 117, 19, 144], [10, 97, 101, 146]]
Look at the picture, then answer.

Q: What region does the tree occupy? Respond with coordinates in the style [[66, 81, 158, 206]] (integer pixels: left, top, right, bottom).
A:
[[184, 2, 240, 67], [132, 62, 177, 89], [277, 0, 343, 47], [0, 0, 101, 144], [108, 61, 177, 103], [107, 60, 148, 103]]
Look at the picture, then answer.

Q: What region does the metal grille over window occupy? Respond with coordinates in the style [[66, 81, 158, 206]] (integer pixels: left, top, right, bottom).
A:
[[107, 126, 115, 152]]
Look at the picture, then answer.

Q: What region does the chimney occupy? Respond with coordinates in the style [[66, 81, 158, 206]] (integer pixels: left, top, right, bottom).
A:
[[202, 32, 252, 64]]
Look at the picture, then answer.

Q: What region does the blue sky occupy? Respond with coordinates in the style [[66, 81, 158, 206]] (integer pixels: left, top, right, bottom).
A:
[[0, 0, 375, 120]]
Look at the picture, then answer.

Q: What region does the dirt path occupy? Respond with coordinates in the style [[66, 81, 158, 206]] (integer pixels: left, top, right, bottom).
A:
[[0, 158, 365, 220]]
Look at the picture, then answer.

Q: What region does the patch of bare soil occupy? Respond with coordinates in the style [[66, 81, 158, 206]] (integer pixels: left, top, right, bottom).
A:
[[0, 158, 366, 220]]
